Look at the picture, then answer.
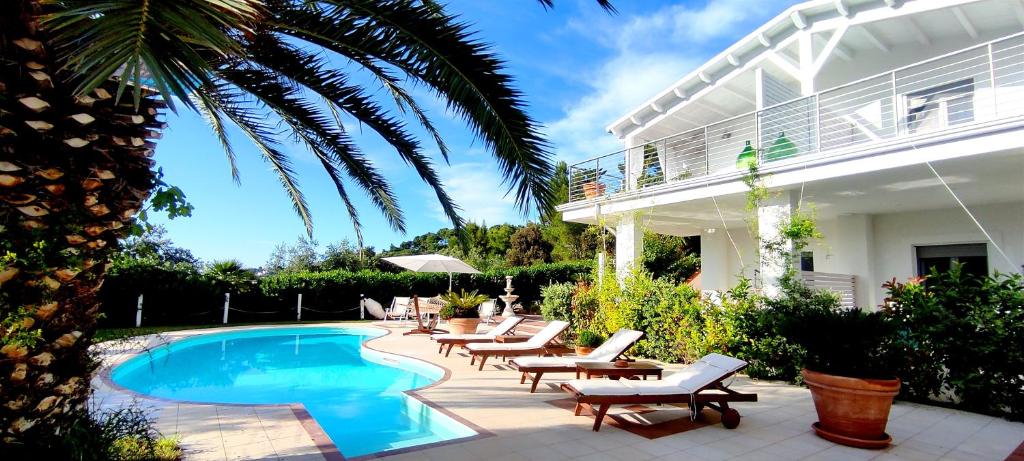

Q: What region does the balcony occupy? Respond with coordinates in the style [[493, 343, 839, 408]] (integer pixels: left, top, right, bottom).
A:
[[568, 32, 1024, 204]]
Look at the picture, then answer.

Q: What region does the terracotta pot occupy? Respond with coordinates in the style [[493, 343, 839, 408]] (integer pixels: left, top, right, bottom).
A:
[[447, 318, 481, 335], [575, 346, 595, 356], [802, 369, 900, 449], [582, 182, 606, 198]]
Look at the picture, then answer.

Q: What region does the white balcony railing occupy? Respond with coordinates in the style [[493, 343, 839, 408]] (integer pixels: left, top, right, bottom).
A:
[[568, 32, 1024, 203]]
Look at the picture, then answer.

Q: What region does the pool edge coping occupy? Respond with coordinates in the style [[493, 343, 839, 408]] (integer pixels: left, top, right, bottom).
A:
[[94, 322, 494, 461]]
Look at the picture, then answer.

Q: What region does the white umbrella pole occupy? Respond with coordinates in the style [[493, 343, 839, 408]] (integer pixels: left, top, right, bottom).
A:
[[448, 272, 453, 292]]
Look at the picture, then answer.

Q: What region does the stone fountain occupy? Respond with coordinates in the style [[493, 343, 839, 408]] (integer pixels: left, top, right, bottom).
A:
[[499, 275, 519, 317]]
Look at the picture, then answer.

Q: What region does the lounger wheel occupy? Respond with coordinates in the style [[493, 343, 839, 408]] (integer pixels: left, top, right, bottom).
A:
[[721, 408, 741, 429]]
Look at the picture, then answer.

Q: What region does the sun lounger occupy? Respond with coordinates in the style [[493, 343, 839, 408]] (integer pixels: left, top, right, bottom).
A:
[[509, 329, 644, 392], [431, 316, 525, 357], [560, 353, 758, 431], [465, 320, 570, 371]]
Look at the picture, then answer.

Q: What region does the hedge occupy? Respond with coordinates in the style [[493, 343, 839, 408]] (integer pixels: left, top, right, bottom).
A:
[[99, 260, 592, 327]]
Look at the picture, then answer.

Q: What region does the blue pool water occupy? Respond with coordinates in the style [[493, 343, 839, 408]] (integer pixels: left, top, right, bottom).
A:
[[112, 327, 476, 457]]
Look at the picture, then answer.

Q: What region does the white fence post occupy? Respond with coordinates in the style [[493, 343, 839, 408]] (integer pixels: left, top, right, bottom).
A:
[[135, 294, 144, 327], [222, 293, 230, 324], [360, 294, 365, 320], [296, 293, 303, 321]]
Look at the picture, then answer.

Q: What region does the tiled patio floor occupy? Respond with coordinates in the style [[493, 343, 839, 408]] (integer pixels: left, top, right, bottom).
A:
[[91, 322, 1024, 460]]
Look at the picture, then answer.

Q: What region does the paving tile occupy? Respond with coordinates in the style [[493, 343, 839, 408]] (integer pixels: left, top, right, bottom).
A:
[[90, 322, 1024, 461]]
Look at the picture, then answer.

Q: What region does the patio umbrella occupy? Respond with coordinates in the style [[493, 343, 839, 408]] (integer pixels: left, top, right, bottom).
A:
[[382, 254, 481, 291]]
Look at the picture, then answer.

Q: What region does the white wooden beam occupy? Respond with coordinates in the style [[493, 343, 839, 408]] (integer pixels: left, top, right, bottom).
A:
[[629, 115, 643, 126], [673, 87, 688, 99], [650, 102, 665, 114], [834, 0, 850, 17], [883, 0, 898, 8], [951, 7, 978, 39], [791, 11, 809, 30], [905, 17, 931, 46], [690, 99, 733, 119], [758, 33, 772, 48], [718, 85, 756, 106], [859, 25, 890, 54], [767, 54, 802, 81], [668, 112, 703, 127], [812, 23, 849, 74], [832, 43, 853, 62], [726, 54, 740, 67], [698, 72, 713, 84]]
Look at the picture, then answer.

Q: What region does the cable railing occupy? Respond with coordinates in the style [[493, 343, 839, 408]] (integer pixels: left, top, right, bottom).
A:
[[568, 32, 1024, 204]]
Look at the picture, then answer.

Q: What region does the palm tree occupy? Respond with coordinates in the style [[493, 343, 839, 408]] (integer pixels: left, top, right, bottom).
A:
[[0, 0, 614, 449]]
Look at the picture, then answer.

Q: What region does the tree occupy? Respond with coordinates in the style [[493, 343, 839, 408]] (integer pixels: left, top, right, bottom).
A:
[[264, 237, 321, 274], [540, 161, 591, 261], [117, 226, 200, 266], [506, 223, 553, 266], [643, 232, 700, 283], [322, 239, 378, 272], [486, 224, 520, 259], [205, 260, 256, 293], [1, 0, 613, 448]]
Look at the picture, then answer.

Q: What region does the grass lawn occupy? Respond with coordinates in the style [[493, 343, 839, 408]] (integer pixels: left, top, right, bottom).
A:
[[94, 320, 375, 342]]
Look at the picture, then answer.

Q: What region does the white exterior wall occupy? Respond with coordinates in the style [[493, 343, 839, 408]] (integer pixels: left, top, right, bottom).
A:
[[871, 202, 1024, 293]]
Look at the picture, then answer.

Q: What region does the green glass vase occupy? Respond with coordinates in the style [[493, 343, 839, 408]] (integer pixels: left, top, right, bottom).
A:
[[765, 131, 797, 161], [736, 140, 757, 170]]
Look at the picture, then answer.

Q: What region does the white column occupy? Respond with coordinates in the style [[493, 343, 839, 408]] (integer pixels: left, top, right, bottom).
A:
[[700, 228, 731, 291], [758, 191, 799, 297], [615, 214, 643, 280], [835, 214, 876, 309], [798, 32, 815, 95]]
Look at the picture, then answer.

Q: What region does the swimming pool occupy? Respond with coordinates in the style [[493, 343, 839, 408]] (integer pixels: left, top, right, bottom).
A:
[[111, 326, 476, 457]]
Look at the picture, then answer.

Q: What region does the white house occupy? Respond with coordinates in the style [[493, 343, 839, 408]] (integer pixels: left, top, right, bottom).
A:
[[557, 0, 1024, 308]]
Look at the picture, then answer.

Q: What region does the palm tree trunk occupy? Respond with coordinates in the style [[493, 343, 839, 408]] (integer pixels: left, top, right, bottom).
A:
[[1, 0, 165, 447]]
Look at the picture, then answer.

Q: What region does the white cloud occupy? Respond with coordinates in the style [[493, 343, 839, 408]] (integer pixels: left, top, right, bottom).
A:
[[546, 0, 791, 163], [429, 162, 521, 225]]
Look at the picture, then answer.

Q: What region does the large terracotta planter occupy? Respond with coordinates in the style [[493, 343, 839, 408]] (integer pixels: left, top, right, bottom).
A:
[[802, 369, 900, 449], [447, 318, 481, 335], [575, 346, 595, 356], [582, 182, 606, 199]]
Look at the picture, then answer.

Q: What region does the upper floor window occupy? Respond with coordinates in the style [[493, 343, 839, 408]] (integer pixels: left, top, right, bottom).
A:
[[904, 79, 975, 134]]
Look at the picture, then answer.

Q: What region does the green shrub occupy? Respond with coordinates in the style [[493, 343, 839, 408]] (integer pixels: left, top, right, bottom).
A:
[[100, 261, 591, 327], [18, 405, 183, 461], [576, 329, 605, 348], [540, 282, 575, 323], [884, 265, 1024, 418]]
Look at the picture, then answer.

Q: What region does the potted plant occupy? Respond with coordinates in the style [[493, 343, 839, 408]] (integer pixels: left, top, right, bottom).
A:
[[575, 329, 604, 356], [780, 283, 902, 449], [575, 166, 607, 198], [439, 289, 489, 335]]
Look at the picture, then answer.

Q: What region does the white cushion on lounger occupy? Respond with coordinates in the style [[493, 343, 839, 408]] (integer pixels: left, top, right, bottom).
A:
[[568, 353, 748, 396], [431, 316, 522, 340], [466, 320, 568, 352], [664, 353, 747, 390], [586, 329, 644, 361], [510, 329, 642, 369], [563, 379, 685, 396]]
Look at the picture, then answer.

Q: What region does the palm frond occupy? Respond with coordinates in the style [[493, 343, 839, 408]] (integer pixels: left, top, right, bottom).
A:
[[278, 2, 556, 215], [215, 64, 407, 232], [537, 0, 617, 13], [192, 92, 241, 184], [201, 83, 315, 236], [243, 36, 463, 229]]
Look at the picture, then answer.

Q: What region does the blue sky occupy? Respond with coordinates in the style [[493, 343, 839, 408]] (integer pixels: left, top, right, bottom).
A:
[[151, 0, 792, 267]]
